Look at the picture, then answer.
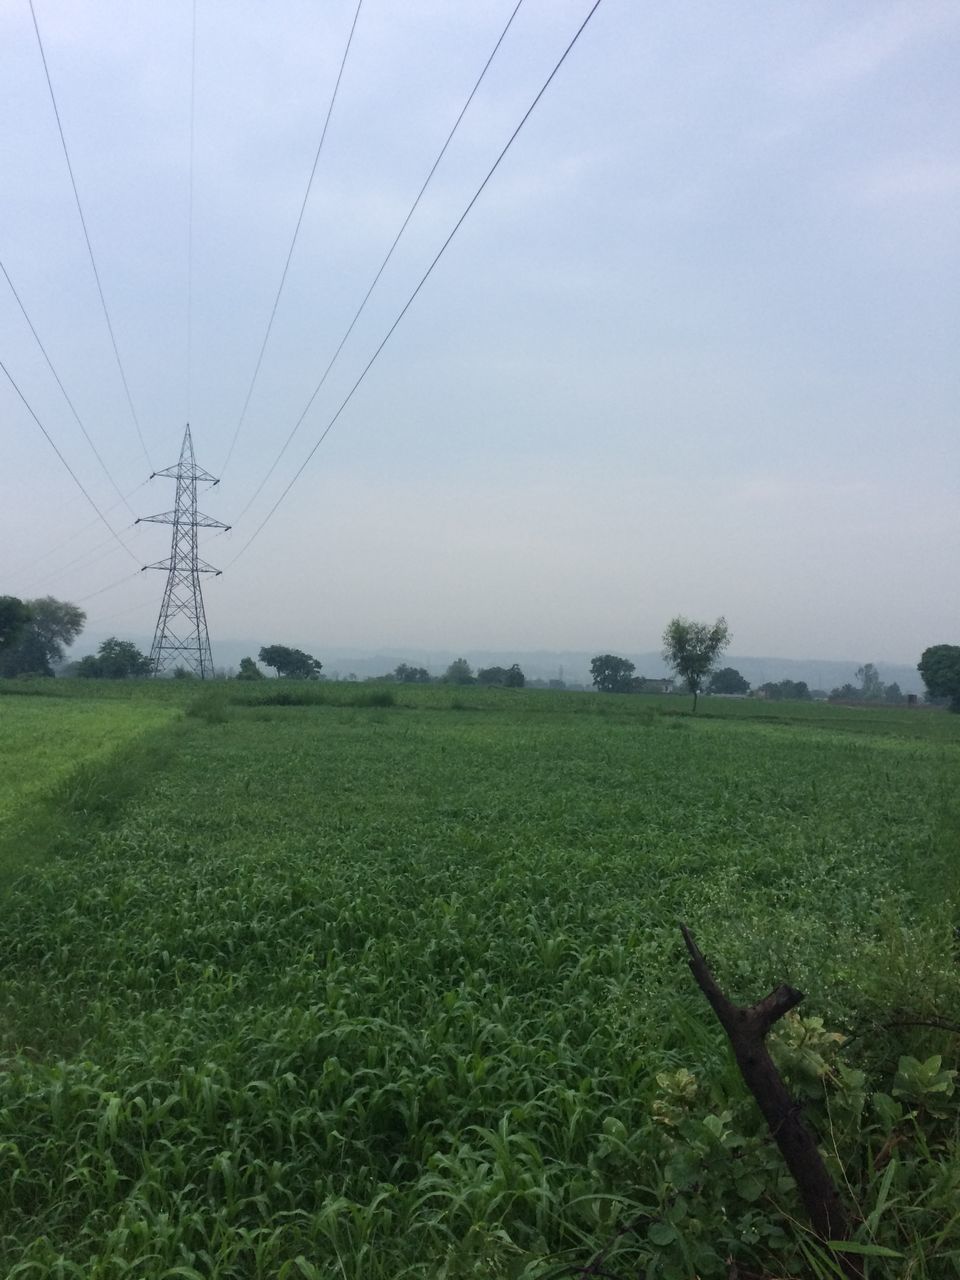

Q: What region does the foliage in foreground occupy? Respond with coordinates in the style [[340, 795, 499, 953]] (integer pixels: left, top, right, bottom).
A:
[[0, 692, 957, 1278]]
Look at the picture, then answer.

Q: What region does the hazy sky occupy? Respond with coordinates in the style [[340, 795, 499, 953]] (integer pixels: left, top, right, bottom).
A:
[[2, 0, 958, 664]]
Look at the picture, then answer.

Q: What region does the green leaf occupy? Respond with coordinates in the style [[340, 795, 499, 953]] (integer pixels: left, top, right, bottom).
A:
[[735, 1174, 764, 1202], [825, 1241, 905, 1258], [648, 1222, 677, 1246]]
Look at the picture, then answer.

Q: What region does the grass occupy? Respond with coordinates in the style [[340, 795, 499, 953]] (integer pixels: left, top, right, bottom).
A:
[[0, 695, 178, 822], [0, 683, 957, 1277]]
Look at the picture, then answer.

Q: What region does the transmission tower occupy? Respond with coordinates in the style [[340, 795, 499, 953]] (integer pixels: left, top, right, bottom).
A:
[[138, 425, 230, 678]]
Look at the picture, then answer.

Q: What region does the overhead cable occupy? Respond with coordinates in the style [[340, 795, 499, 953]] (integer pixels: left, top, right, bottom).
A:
[[0, 355, 140, 565], [22, 524, 143, 595], [225, 0, 604, 568], [1, 257, 138, 518], [6, 479, 148, 581], [233, 0, 525, 526], [28, 0, 153, 469], [74, 569, 145, 605], [219, 0, 365, 475]]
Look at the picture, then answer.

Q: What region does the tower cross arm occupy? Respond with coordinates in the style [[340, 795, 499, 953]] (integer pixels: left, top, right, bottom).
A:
[[195, 512, 231, 530], [136, 510, 178, 525]]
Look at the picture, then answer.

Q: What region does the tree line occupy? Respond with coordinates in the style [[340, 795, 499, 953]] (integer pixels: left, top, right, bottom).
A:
[[238, 649, 527, 688], [3, 593, 960, 709]]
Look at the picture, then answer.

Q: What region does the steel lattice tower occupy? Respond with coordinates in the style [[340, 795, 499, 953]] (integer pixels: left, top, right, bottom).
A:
[[138, 425, 230, 678]]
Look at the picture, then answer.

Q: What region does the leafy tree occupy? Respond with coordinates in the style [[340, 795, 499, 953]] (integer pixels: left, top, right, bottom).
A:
[[708, 666, 749, 695], [442, 658, 475, 685], [856, 663, 884, 701], [760, 679, 812, 701], [829, 683, 860, 702], [0, 596, 85, 677], [393, 663, 431, 683], [918, 644, 960, 712], [0, 596, 31, 654], [74, 637, 151, 679], [172, 666, 196, 680], [258, 644, 322, 679], [477, 664, 525, 688], [590, 654, 636, 693], [884, 681, 905, 705], [662, 616, 730, 712], [236, 656, 265, 681]]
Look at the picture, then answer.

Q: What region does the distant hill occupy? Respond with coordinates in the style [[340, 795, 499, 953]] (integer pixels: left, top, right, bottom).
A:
[[76, 634, 925, 694]]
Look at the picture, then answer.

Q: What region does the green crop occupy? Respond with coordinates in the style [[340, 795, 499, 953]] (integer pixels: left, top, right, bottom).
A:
[[0, 684, 957, 1277]]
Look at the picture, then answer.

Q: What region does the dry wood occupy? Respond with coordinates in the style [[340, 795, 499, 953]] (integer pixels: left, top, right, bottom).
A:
[[679, 924, 863, 1280]]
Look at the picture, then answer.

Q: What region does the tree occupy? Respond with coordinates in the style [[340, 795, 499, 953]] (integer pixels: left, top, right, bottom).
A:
[[442, 658, 474, 685], [0, 596, 31, 654], [829, 683, 860, 702], [760, 679, 812, 701], [856, 663, 884, 701], [393, 663, 431, 683], [590, 654, 636, 693], [477, 664, 525, 688], [708, 666, 749, 695], [236, 656, 265, 681], [883, 681, 904, 705], [258, 645, 322, 679], [918, 644, 960, 712], [0, 596, 85, 677], [662, 616, 730, 712], [74, 637, 151, 679]]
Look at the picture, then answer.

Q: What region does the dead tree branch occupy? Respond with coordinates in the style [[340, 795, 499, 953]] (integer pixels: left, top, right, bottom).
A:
[[679, 924, 863, 1280]]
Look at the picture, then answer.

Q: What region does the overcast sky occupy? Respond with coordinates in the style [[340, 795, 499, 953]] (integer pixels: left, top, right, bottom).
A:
[[2, 0, 958, 664]]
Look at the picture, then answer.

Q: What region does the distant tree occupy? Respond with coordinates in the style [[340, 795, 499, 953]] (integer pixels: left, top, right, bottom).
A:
[[856, 663, 884, 701], [258, 645, 322, 679], [172, 666, 196, 680], [708, 666, 750, 695], [0, 596, 85, 677], [548, 678, 567, 690], [883, 681, 905, 705], [477, 663, 525, 688], [590, 654, 636, 693], [760, 679, 812, 701], [236, 656, 265, 681], [442, 658, 475, 685], [0, 596, 31, 654], [918, 644, 960, 712], [662, 616, 730, 712], [393, 663, 431, 683], [829, 683, 860, 702], [74, 637, 152, 679]]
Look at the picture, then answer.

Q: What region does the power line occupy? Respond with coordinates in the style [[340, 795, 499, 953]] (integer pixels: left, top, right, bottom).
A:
[[74, 569, 145, 605], [21, 522, 145, 595], [225, 0, 604, 568], [233, 0, 525, 526], [0, 355, 140, 566], [6, 480, 148, 581], [28, 0, 152, 470], [219, 0, 365, 475], [1, 257, 139, 518]]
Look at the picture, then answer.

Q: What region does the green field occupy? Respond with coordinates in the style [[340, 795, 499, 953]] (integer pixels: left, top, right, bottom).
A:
[[1, 682, 958, 1278]]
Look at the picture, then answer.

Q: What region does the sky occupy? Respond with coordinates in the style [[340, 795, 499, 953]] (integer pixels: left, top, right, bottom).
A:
[[2, 0, 958, 666]]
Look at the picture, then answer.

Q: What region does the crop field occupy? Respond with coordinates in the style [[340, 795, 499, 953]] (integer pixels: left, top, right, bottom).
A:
[[0, 694, 177, 822], [0, 682, 958, 1278]]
